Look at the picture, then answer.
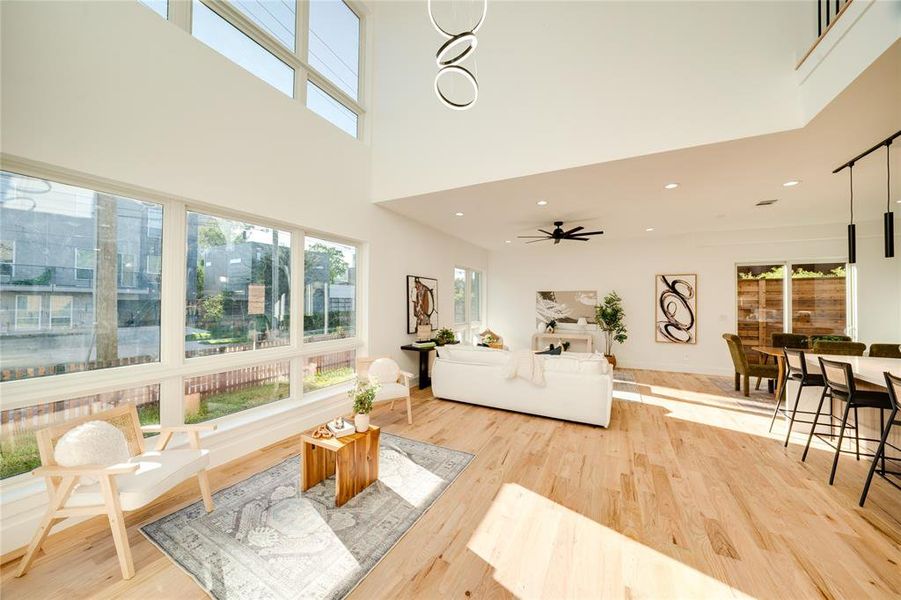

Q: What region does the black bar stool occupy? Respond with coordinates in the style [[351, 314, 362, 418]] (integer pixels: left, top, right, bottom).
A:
[[802, 358, 892, 486], [859, 372, 901, 506], [768, 348, 825, 447]]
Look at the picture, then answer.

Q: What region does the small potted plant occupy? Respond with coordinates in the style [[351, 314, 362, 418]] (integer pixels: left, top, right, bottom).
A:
[[349, 380, 378, 432], [434, 327, 457, 346], [595, 291, 628, 368]]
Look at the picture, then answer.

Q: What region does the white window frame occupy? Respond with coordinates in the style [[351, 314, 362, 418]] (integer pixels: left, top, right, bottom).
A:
[[14, 294, 42, 331], [170, 0, 366, 138], [453, 266, 484, 345], [49, 295, 74, 329], [0, 161, 367, 484]]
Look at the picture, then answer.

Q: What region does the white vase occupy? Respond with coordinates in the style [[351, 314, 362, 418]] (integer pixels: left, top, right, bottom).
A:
[[354, 413, 370, 433]]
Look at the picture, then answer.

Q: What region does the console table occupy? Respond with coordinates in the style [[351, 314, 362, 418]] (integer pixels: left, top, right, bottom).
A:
[[531, 332, 594, 353], [400, 344, 435, 389]]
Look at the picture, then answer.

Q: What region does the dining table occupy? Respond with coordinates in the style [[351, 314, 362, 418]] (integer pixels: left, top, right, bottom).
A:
[[803, 354, 901, 389]]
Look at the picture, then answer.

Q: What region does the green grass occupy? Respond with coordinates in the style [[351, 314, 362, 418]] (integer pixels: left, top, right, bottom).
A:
[[199, 336, 246, 346], [185, 382, 289, 424], [0, 403, 162, 480], [303, 366, 354, 392]]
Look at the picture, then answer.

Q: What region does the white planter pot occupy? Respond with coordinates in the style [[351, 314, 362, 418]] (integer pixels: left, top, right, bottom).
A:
[[354, 413, 370, 433]]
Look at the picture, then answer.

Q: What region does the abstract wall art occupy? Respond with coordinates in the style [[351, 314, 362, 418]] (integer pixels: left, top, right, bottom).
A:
[[407, 275, 438, 334], [655, 274, 697, 344], [536, 290, 598, 326]]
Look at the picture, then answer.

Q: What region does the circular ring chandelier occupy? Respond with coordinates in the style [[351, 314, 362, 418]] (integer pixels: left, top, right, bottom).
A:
[[428, 0, 486, 111]]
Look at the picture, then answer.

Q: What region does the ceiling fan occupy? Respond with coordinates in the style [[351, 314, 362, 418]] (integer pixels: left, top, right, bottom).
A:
[[518, 221, 604, 244]]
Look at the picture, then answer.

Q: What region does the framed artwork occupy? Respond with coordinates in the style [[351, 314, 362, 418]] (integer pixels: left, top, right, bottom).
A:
[[536, 290, 598, 326], [655, 274, 697, 344], [407, 275, 438, 334]]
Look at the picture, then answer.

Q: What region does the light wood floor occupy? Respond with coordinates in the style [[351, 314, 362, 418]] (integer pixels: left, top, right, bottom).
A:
[[2, 369, 899, 599]]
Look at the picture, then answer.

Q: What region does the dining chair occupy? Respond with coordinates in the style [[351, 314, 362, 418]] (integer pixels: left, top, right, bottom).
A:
[[356, 357, 415, 424], [802, 358, 891, 486], [722, 334, 777, 397], [769, 349, 824, 446], [811, 340, 867, 356], [858, 372, 901, 506], [868, 344, 901, 359], [771, 332, 809, 350]]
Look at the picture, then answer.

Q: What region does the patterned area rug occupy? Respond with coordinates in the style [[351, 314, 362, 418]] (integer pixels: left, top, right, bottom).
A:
[[142, 433, 473, 600]]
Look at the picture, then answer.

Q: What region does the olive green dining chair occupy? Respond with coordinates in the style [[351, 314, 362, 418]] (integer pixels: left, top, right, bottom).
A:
[[722, 333, 778, 397], [868, 344, 901, 359], [811, 340, 866, 356], [771, 332, 809, 349]]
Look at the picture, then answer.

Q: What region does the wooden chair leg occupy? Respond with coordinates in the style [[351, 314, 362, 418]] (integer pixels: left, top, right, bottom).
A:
[[405, 393, 413, 425], [743, 374, 750, 397], [99, 475, 135, 580], [197, 470, 214, 513], [16, 477, 77, 577], [734, 373, 740, 391]]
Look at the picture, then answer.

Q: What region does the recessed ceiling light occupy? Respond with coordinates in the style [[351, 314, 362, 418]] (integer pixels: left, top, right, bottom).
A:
[[536, 200, 548, 206], [645, 227, 655, 232], [504, 240, 511, 244], [455, 212, 464, 216], [783, 180, 800, 187], [664, 183, 679, 189]]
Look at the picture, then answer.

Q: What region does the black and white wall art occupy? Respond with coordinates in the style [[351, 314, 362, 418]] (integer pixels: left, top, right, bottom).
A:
[[536, 290, 598, 326], [655, 274, 697, 344], [407, 275, 438, 334]]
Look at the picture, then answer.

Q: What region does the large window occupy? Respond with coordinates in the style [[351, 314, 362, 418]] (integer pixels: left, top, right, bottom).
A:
[[185, 212, 291, 358], [454, 266, 484, 344], [0, 171, 163, 381], [737, 262, 848, 363], [304, 236, 356, 342], [166, 0, 365, 135], [192, 0, 295, 97], [308, 0, 360, 99], [0, 168, 363, 481]]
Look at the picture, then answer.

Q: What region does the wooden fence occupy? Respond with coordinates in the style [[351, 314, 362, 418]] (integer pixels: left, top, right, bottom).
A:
[[737, 277, 845, 363]]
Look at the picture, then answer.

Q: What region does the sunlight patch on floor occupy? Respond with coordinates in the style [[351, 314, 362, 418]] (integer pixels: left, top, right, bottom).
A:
[[379, 450, 444, 507], [467, 483, 752, 599]]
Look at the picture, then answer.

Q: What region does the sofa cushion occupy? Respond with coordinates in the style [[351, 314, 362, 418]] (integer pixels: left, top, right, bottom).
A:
[[441, 347, 509, 365], [64, 448, 210, 512], [543, 354, 611, 375]]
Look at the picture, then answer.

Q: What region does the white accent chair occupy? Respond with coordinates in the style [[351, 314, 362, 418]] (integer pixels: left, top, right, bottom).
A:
[[15, 404, 215, 580], [356, 357, 415, 424]]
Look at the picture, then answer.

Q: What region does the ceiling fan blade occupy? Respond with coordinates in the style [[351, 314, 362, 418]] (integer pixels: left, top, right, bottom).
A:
[[518, 235, 549, 238], [553, 238, 561, 245], [576, 230, 604, 236], [566, 237, 591, 241], [563, 226, 584, 236], [526, 238, 552, 244], [538, 229, 554, 236]]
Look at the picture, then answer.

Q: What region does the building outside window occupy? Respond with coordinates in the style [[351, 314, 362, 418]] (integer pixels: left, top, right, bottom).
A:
[[304, 236, 356, 342]]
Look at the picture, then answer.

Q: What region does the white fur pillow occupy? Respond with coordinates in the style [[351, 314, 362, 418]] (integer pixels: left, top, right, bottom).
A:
[[54, 421, 130, 484]]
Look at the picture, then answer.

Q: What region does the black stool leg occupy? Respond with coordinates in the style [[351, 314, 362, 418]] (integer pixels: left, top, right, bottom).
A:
[[803, 387, 829, 462], [829, 401, 853, 485], [769, 375, 787, 433], [859, 407, 898, 506], [880, 409, 886, 474], [853, 405, 860, 461], [784, 381, 805, 447]]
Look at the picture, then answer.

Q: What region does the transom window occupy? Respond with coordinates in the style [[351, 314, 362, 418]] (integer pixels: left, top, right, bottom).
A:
[[308, 0, 360, 99]]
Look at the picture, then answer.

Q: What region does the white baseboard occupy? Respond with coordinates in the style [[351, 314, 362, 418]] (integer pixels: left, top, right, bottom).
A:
[[0, 393, 352, 557]]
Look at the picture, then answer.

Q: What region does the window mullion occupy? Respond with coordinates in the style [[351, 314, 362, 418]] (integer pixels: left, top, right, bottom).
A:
[[170, 0, 192, 31], [160, 201, 187, 426], [291, 228, 304, 399]]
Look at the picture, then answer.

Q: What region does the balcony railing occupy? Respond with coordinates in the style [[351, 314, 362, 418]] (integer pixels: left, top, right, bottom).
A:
[[818, 0, 852, 37]]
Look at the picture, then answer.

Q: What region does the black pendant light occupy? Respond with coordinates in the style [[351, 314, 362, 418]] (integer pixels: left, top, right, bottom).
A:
[[885, 141, 895, 258], [848, 163, 856, 264]]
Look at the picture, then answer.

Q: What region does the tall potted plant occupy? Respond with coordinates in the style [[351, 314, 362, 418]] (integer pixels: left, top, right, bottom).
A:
[[596, 291, 628, 368]]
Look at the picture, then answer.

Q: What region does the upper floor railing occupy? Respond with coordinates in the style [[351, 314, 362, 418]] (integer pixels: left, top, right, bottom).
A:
[[818, 0, 852, 37]]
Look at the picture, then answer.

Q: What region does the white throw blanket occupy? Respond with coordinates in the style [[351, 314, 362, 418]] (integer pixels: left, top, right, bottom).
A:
[[503, 349, 545, 386]]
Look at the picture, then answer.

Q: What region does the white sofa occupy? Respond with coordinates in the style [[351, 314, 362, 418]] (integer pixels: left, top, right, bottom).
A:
[[431, 347, 614, 426]]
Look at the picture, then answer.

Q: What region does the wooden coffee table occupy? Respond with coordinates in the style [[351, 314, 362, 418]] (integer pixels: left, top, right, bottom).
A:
[[300, 423, 380, 507]]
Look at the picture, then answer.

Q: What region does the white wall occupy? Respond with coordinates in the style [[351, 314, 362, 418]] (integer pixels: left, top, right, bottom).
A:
[[488, 222, 901, 375], [0, 0, 488, 375]]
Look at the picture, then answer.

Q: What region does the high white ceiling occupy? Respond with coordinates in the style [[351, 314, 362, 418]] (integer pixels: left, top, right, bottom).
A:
[[380, 41, 900, 251]]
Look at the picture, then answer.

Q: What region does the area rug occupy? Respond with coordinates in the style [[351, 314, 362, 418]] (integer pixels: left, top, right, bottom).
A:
[[141, 433, 474, 600]]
